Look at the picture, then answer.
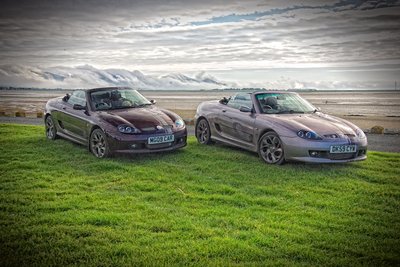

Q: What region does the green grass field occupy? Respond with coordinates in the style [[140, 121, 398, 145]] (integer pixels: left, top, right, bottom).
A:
[[1, 123, 399, 266]]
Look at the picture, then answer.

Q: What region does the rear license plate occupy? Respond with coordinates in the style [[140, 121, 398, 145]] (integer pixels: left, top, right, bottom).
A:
[[148, 135, 174, 145], [330, 145, 356, 153]]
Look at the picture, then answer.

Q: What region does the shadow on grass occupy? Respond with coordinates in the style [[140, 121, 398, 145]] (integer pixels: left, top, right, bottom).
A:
[[37, 133, 356, 179], [206, 141, 354, 171]]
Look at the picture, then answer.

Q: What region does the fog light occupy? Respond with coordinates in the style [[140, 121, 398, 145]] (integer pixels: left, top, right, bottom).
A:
[[131, 144, 137, 149], [310, 151, 319, 157], [358, 149, 366, 156]]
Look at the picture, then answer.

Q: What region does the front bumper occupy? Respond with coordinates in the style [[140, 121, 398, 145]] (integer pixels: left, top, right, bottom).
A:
[[106, 128, 187, 154], [281, 136, 368, 163]]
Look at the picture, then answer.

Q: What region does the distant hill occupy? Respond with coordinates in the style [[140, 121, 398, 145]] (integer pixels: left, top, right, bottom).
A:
[[0, 64, 236, 90]]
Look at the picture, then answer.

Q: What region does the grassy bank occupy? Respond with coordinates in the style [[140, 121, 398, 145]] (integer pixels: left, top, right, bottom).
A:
[[1, 124, 399, 266]]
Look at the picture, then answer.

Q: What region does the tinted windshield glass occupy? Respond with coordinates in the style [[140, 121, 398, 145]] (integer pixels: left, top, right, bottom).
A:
[[90, 89, 151, 110], [256, 93, 315, 114]]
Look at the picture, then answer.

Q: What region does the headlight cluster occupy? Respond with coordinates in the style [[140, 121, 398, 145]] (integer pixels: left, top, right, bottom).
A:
[[118, 125, 140, 134], [297, 130, 322, 140], [175, 118, 185, 128], [355, 128, 366, 139]]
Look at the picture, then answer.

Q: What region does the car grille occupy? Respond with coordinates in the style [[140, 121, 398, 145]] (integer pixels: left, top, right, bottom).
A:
[[146, 142, 174, 149], [309, 149, 366, 160], [328, 153, 356, 160], [141, 125, 173, 134]]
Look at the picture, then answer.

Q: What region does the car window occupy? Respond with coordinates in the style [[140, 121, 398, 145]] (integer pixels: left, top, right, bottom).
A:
[[226, 93, 252, 110], [89, 89, 151, 110], [67, 90, 87, 106], [256, 93, 315, 114]]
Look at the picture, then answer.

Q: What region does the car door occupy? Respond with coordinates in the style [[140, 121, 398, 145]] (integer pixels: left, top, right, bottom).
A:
[[58, 90, 89, 143], [218, 103, 236, 138], [49, 98, 65, 132], [230, 107, 256, 145], [218, 94, 256, 146]]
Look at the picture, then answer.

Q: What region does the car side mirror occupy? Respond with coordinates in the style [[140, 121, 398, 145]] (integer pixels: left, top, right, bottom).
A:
[[62, 93, 70, 102], [316, 107, 322, 112], [73, 104, 86, 110], [150, 99, 156, 104], [239, 106, 252, 113], [219, 97, 228, 105]]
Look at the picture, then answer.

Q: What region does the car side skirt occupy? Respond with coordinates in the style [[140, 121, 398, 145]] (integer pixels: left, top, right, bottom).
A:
[[211, 135, 258, 152], [56, 131, 87, 146]]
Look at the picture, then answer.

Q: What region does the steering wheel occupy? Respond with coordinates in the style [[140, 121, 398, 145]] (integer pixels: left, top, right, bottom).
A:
[[263, 105, 272, 110], [95, 102, 110, 109]]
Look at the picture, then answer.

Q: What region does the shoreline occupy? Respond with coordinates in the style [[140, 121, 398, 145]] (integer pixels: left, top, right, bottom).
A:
[[1, 89, 399, 132]]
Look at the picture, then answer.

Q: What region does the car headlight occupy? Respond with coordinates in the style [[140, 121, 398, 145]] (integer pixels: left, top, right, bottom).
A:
[[175, 118, 185, 128], [118, 125, 141, 134], [355, 128, 366, 139], [297, 130, 322, 140]]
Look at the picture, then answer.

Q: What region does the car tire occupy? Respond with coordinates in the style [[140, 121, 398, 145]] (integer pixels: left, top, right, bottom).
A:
[[90, 129, 111, 158], [45, 115, 57, 140], [196, 118, 212, 145], [258, 131, 285, 165]]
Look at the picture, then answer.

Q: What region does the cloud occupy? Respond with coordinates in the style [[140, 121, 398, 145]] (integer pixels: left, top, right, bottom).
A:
[[0, 64, 394, 90], [0, 64, 238, 89], [0, 0, 399, 87]]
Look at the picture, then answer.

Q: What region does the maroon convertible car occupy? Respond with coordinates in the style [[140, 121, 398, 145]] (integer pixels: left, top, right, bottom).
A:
[[44, 87, 187, 158]]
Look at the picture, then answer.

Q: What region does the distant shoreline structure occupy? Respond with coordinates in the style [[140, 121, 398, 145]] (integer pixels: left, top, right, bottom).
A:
[[0, 86, 399, 93]]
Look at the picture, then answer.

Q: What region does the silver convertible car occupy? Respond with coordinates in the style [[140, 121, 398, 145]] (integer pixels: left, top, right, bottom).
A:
[[195, 91, 367, 164]]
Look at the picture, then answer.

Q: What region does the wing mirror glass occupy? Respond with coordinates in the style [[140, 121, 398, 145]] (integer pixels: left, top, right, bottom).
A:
[[239, 106, 252, 113], [219, 97, 229, 105], [150, 99, 156, 104], [62, 93, 70, 102]]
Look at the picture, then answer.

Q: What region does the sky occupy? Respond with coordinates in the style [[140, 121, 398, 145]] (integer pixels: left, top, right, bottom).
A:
[[0, 0, 400, 89]]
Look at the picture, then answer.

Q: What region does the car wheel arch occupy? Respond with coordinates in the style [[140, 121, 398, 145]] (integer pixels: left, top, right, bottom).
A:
[[195, 116, 208, 136], [44, 113, 51, 124], [257, 128, 275, 142], [45, 113, 58, 140], [89, 127, 112, 158], [87, 125, 103, 151], [258, 130, 286, 164], [195, 117, 214, 145]]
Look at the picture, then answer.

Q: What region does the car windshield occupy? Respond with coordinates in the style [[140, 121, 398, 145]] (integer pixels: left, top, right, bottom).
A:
[[90, 89, 152, 111], [256, 93, 316, 114]]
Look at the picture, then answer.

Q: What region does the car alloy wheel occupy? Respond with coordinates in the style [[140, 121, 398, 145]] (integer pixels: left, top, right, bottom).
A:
[[258, 131, 285, 164], [90, 129, 110, 158], [196, 118, 212, 145], [45, 115, 57, 140]]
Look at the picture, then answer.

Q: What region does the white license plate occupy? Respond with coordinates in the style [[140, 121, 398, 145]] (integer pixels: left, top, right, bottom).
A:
[[148, 135, 174, 145], [330, 145, 356, 153]]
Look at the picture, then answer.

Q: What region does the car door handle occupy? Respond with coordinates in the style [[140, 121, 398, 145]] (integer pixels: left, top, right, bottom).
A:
[[62, 107, 67, 110], [222, 109, 226, 112]]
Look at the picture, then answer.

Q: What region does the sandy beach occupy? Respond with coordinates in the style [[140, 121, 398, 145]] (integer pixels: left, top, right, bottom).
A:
[[0, 89, 399, 131]]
